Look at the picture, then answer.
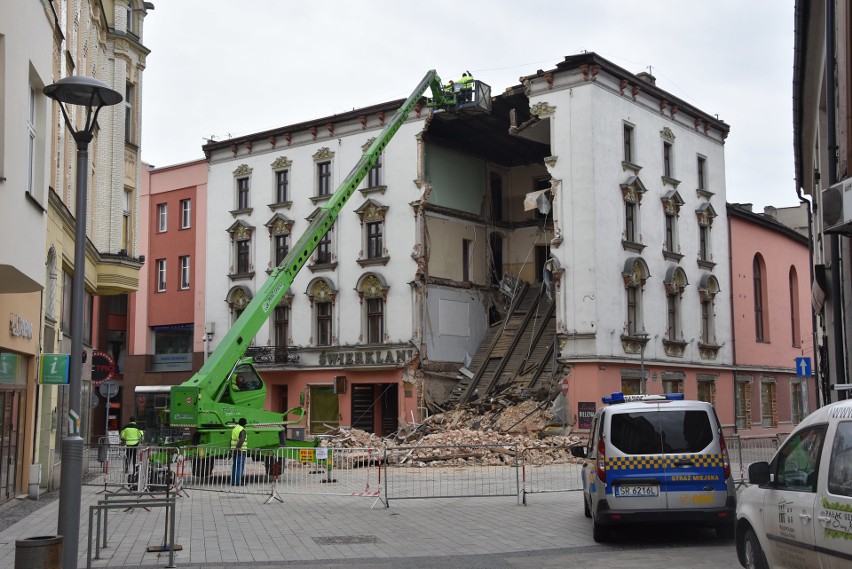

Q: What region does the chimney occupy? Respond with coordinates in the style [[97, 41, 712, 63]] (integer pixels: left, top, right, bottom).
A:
[[763, 206, 778, 218], [636, 71, 656, 86]]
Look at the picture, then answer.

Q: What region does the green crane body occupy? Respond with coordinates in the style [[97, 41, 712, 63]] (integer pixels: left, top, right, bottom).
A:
[[168, 70, 461, 454]]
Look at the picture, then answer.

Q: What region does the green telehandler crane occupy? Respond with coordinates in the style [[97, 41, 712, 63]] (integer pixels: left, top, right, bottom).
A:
[[166, 70, 489, 476]]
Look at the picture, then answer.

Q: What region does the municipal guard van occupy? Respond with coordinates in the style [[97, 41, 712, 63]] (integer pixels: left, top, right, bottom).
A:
[[571, 392, 736, 542], [736, 399, 852, 569]]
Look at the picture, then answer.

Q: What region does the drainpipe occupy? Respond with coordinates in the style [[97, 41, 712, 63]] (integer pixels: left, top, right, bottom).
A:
[[826, 0, 847, 399], [796, 190, 822, 407]]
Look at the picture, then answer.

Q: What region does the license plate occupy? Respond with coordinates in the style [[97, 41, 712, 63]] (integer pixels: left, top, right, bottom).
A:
[[615, 485, 659, 497]]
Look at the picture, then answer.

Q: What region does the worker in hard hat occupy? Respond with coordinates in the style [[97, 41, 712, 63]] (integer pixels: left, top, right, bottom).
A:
[[458, 71, 475, 104]]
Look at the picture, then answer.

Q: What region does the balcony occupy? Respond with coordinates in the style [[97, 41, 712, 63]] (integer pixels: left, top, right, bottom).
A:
[[245, 345, 301, 366]]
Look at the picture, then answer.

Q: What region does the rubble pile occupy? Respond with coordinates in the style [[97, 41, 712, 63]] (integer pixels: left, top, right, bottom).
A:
[[319, 399, 584, 467]]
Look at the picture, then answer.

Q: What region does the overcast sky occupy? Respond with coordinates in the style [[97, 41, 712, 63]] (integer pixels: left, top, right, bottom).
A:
[[140, 0, 797, 211]]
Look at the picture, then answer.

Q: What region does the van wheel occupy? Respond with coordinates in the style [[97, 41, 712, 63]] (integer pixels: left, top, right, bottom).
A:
[[715, 522, 734, 540], [583, 496, 591, 518], [743, 528, 768, 569], [592, 519, 611, 543]]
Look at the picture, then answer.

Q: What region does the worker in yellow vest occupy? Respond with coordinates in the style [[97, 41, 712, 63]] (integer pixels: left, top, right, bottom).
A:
[[458, 71, 474, 104], [120, 417, 144, 474], [230, 417, 248, 486]]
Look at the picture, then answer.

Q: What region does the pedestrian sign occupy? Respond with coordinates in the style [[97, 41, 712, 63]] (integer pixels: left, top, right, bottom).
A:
[[40, 354, 70, 384], [795, 357, 812, 377]]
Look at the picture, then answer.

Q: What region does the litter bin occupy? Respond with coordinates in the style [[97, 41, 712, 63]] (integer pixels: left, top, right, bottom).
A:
[[15, 535, 62, 569]]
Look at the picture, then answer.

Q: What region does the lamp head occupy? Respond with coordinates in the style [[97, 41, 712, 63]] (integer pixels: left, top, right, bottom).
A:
[[44, 76, 122, 108]]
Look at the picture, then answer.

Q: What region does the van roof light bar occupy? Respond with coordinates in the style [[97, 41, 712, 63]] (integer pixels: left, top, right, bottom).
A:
[[602, 392, 685, 404]]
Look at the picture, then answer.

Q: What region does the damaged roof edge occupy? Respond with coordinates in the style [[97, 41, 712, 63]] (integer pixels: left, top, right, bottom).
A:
[[519, 52, 730, 135]]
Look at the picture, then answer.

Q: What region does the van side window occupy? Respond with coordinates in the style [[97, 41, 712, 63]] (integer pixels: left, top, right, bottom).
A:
[[828, 422, 852, 497], [773, 425, 827, 493]]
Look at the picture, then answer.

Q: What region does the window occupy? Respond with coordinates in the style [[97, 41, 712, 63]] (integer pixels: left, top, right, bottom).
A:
[[317, 161, 331, 196], [697, 378, 716, 404], [151, 325, 193, 372], [735, 379, 752, 429], [761, 379, 777, 428], [368, 153, 382, 187], [27, 87, 36, 195], [366, 298, 384, 344], [236, 239, 250, 274], [828, 422, 852, 497], [309, 385, 339, 434], [665, 213, 676, 252], [158, 203, 167, 232], [274, 234, 290, 267], [774, 425, 825, 492], [666, 294, 680, 340], [625, 202, 638, 242], [156, 259, 166, 292], [316, 301, 332, 346], [367, 221, 383, 259], [753, 254, 767, 341], [663, 141, 673, 178], [123, 191, 132, 251], [627, 286, 640, 336], [789, 266, 801, 347], [316, 231, 332, 264], [124, 83, 135, 144], [697, 156, 706, 190], [662, 378, 683, 394], [621, 377, 641, 396], [276, 170, 289, 204], [179, 256, 190, 289], [463, 238, 472, 282], [180, 199, 191, 229], [237, 177, 250, 210], [791, 381, 805, 425], [126, 7, 135, 34], [698, 225, 709, 261], [701, 297, 714, 344], [273, 305, 289, 347], [623, 124, 634, 163]]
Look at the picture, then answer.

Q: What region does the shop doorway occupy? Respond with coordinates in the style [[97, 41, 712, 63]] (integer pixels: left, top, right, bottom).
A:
[[0, 390, 23, 504], [350, 384, 398, 436]]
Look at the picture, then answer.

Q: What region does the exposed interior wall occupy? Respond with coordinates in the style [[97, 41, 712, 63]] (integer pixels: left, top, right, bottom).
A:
[[423, 285, 488, 363], [424, 143, 486, 214]]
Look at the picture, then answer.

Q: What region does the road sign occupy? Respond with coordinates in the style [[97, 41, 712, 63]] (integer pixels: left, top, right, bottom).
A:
[[795, 357, 812, 377], [99, 379, 119, 398], [39, 354, 70, 385]]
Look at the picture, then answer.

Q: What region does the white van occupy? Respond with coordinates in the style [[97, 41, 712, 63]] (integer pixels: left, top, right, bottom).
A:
[[736, 399, 852, 569], [571, 392, 737, 542]]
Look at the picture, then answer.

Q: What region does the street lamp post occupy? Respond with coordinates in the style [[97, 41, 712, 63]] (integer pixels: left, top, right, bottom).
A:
[[636, 332, 650, 394], [44, 76, 121, 569]]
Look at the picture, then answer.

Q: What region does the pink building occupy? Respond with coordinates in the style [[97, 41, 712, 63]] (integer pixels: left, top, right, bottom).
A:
[[123, 160, 208, 438], [728, 203, 815, 437]]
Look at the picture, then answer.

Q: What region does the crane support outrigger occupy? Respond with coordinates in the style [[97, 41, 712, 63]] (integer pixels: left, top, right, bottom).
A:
[[167, 70, 490, 470]]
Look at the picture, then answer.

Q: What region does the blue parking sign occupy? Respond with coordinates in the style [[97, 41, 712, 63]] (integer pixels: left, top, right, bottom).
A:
[[795, 357, 812, 377]]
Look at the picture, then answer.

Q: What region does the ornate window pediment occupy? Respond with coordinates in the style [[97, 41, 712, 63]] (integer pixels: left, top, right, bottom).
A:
[[698, 273, 721, 301], [622, 256, 650, 288], [696, 202, 717, 226], [271, 156, 292, 170], [356, 273, 390, 300], [664, 265, 689, 296], [233, 164, 252, 177], [312, 147, 335, 161], [661, 190, 685, 215], [620, 176, 647, 203], [265, 213, 294, 235], [306, 277, 337, 304], [660, 127, 676, 143], [354, 198, 388, 223], [361, 138, 377, 152], [227, 220, 254, 241], [226, 286, 253, 310]]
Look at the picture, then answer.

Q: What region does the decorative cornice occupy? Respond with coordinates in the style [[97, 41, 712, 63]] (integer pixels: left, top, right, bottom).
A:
[[233, 164, 252, 177], [271, 156, 292, 169], [662, 339, 688, 358], [312, 147, 335, 161]]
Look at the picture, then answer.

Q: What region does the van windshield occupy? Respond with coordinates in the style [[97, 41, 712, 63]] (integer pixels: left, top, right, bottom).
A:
[[610, 410, 713, 454]]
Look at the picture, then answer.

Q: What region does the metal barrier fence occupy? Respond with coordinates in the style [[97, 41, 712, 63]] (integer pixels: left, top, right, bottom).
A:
[[82, 436, 787, 505], [382, 444, 521, 506]]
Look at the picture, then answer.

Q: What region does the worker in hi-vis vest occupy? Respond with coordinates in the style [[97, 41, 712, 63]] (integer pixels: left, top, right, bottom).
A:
[[230, 417, 248, 486], [458, 71, 474, 104], [120, 417, 144, 474]]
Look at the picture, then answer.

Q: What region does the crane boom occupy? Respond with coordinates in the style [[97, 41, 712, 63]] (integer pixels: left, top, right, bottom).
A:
[[169, 70, 454, 441]]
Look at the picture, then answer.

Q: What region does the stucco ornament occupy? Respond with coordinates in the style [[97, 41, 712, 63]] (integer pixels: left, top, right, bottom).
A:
[[530, 102, 557, 117], [362, 138, 377, 152], [664, 268, 688, 296], [230, 288, 250, 310], [271, 156, 292, 169], [309, 279, 334, 302], [268, 216, 292, 235], [313, 147, 335, 161], [231, 224, 252, 241], [360, 274, 386, 299], [233, 164, 252, 177], [660, 127, 676, 142]]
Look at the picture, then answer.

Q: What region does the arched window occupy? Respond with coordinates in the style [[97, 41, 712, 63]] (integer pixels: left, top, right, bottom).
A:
[[789, 266, 800, 347], [622, 257, 650, 336], [753, 254, 768, 341], [307, 278, 337, 346], [356, 273, 389, 344]]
